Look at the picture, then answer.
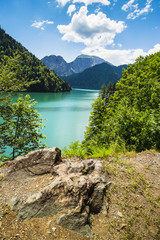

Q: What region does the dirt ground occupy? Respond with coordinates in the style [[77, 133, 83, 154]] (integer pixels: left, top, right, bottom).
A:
[[0, 150, 160, 240]]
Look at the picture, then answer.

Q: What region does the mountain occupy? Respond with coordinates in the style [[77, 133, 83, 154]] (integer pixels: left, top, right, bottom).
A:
[[40, 55, 74, 77], [63, 62, 128, 90], [0, 28, 71, 92], [69, 54, 107, 74], [41, 54, 107, 77], [41, 54, 126, 90]]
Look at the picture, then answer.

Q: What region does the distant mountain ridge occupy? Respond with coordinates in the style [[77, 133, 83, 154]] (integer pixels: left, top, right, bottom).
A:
[[41, 54, 108, 77], [41, 53, 127, 90], [63, 62, 128, 90]]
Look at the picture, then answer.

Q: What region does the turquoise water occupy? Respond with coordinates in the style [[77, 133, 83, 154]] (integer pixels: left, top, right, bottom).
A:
[[26, 89, 99, 149]]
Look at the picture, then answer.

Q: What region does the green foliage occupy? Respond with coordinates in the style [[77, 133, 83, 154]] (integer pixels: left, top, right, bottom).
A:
[[0, 95, 45, 159], [84, 97, 106, 144], [99, 81, 116, 102], [0, 52, 37, 92], [83, 52, 160, 153], [0, 28, 71, 92], [62, 141, 88, 159], [91, 141, 126, 159], [84, 82, 117, 149], [0, 154, 10, 163], [62, 136, 126, 159], [2, 210, 8, 217], [0, 94, 46, 160]]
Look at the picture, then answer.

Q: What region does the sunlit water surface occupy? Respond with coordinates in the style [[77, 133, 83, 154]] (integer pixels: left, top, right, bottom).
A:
[[25, 88, 99, 149]]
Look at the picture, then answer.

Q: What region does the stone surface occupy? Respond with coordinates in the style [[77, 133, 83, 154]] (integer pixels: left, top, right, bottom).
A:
[[57, 209, 92, 237], [5, 147, 61, 176], [0, 148, 108, 237]]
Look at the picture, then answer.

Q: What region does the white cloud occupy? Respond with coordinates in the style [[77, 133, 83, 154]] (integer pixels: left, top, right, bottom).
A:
[[73, 0, 110, 6], [118, 43, 122, 47], [122, 0, 136, 11], [56, 0, 110, 6], [67, 4, 76, 16], [31, 20, 54, 30], [57, 6, 126, 48], [82, 44, 160, 65], [56, 0, 70, 7], [147, 44, 160, 54], [122, 0, 153, 20]]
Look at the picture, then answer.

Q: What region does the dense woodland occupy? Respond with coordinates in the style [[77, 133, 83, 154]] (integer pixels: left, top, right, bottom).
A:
[[64, 51, 160, 157], [0, 28, 71, 92]]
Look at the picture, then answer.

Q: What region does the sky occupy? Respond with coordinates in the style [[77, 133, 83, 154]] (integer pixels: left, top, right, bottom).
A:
[[0, 0, 160, 65]]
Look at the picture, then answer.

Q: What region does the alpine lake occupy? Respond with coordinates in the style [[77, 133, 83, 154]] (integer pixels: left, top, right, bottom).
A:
[[25, 88, 99, 150]]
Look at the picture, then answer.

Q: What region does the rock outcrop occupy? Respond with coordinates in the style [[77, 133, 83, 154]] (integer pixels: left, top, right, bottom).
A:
[[5, 147, 61, 176], [0, 148, 108, 237]]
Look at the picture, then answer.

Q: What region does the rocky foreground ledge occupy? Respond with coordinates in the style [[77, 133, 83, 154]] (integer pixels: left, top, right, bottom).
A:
[[0, 147, 109, 238]]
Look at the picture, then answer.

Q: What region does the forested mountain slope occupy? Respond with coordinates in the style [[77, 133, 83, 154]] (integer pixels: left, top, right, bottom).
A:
[[0, 28, 71, 92], [63, 62, 127, 90]]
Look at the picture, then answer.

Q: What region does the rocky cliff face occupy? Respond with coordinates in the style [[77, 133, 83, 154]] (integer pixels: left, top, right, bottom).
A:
[[41, 54, 106, 77], [41, 55, 74, 76], [0, 148, 108, 238]]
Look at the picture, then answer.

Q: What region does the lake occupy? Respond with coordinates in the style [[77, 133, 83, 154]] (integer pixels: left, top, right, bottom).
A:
[[27, 89, 99, 150]]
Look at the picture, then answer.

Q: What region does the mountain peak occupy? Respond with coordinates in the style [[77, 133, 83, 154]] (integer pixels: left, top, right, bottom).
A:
[[69, 54, 106, 74], [41, 54, 109, 77], [42, 55, 66, 63]]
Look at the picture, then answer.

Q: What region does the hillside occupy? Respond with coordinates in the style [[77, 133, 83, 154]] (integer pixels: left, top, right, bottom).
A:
[[63, 62, 127, 90], [0, 28, 71, 92], [41, 54, 107, 77]]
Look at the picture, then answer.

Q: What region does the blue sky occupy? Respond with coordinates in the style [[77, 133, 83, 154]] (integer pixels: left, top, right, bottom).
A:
[[0, 0, 160, 65]]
